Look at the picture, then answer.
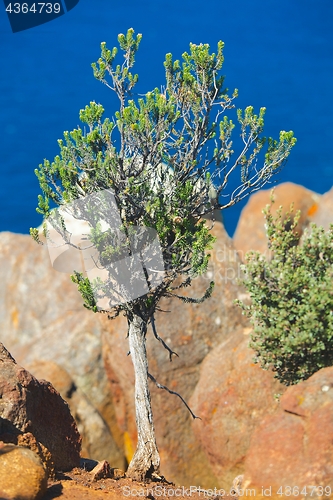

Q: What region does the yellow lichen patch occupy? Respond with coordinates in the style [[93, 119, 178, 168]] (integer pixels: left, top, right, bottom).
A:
[[296, 395, 305, 406], [307, 203, 318, 216], [10, 307, 19, 328], [123, 431, 135, 464]]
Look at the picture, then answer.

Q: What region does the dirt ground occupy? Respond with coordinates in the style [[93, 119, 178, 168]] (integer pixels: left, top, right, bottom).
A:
[[42, 461, 239, 500]]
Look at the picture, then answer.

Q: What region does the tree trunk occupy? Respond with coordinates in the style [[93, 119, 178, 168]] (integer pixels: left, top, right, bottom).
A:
[[126, 312, 160, 481]]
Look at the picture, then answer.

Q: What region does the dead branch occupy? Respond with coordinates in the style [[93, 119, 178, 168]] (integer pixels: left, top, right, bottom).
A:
[[150, 315, 179, 361], [148, 372, 201, 420]]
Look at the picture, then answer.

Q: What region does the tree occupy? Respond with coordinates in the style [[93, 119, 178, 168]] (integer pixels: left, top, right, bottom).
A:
[[236, 200, 333, 386], [30, 28, 296, 480]]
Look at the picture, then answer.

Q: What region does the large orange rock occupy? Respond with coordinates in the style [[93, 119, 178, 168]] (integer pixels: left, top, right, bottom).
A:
[[189, 327, 285, 490], [243, 367, 333, 499], [233, 182, 320, 258]]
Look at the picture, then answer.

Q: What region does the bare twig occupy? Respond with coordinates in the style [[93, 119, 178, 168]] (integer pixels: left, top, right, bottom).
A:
[[148, 372, 201, 420], [150, 315, 178, 361]]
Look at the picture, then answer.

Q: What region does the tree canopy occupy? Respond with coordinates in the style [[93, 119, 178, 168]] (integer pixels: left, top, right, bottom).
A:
[[31, 28, 296, 319]]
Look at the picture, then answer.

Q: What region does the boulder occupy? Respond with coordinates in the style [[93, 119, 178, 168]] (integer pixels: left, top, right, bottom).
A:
[[101, 219, 251, 486], [0, 231, 126, 470], [0, 442, 48, 500], [243, 366, 333, 499], [309, 185, 333, 230], [0, 343, 81, 471], [27, 360, 122, 463], [233, 182, 320, 258], [189, 326, 285, 489]]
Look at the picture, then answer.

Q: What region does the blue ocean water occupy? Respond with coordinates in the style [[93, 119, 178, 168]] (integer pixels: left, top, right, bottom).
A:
[[0, 0, 332, 236]]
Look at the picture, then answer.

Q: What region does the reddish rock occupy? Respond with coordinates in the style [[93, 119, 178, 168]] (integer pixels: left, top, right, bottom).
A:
[[111, 468, 126, 479], [243, 367, 333, 498], [309, 185, 333, 230], [17, 432, 54, 475], [27, 360, 123, 465], [101, 220, 252, 487], [87, 460, 125, 481], [0, 343, 81, 471], [90, 460, 112, 481], [233, 182, 320, 258], [189, 327, 285, 489], [0, 231, 126, 470]]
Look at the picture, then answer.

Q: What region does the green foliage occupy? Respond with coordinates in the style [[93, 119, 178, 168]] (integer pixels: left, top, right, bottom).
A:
[[71, 271, 98, 313], [31, 28, 296, 317], [236, 202, 333, 386]]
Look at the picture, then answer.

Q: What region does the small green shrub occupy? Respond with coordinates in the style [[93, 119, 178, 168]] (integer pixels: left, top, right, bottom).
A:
[[236, 200, 333, 385]]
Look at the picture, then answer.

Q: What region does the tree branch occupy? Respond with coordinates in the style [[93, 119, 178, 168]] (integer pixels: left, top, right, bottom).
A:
[[148, 372, 201, 420], [150, 315, 178, 361]]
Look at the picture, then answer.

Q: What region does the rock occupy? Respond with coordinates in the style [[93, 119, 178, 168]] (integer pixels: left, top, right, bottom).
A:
[[17, 432, 54, 476], [111, 468, 126, 479], [90, 460, 112, 481], [189, 327, 285, 489], [309, 185, 333, 230], [243, 366, 333, 498], [88, 460, 125, 481], [0, 343, 81, 471], [233, 182, 320, 258], [0, 442, 48, 500], [0, 231, 126, 470], [27, 360, 122, 463], [101, 220, 250, 487]]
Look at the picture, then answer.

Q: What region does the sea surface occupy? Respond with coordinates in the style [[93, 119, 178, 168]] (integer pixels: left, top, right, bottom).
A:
[[0, 0, 332, 236]]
